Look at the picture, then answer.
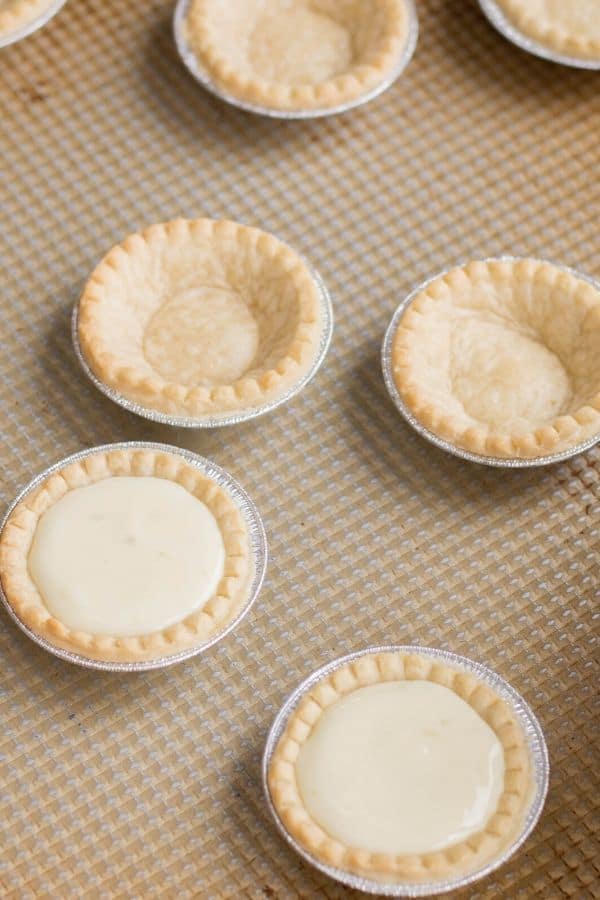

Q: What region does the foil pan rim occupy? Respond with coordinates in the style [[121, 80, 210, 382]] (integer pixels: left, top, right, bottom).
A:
[[262, 644, 550, 897], [173, 0, 419, 119], [71, 266, 334, 428], [478, 0, 600, 69], [381, 256, 600, 468], [0, 0, 68, 48], [0, 441, 268, 672]]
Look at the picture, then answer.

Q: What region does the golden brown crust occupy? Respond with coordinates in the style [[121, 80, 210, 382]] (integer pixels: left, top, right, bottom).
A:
[[185, 0, 410, 112], [0, 448, 250, 662], [495, 0, 600, 61], [0, 0, 53, 33], [77, 218, 323, 419], [268, 651, 531, 882], [391, 259, 600, 459]]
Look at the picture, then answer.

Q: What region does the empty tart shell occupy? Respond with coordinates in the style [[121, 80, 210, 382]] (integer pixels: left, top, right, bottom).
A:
[[0, 446, 253, 664], [493, 0, 600, 61], [77, 218, 325, 420], [0, 0, 55, 33], [184, 0, 411, 112], [390, 259, 600, 459]]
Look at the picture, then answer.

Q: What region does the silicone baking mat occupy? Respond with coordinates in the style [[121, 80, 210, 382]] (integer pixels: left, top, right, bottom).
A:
[[1, 0, 598, 896]]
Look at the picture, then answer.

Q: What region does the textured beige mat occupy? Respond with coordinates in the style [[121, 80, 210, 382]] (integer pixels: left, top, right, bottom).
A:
[[1, 0, 599, 897]]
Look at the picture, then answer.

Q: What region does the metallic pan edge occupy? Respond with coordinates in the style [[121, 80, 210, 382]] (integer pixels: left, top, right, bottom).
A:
[[173, 0, 419, 119], [0, 0, 68, 48], [381, 257, 600, 468], [72, 266, 334, 428], [479, 0, 600, 70], [262, 645, 550, 897], [0, 442, 268, 671]]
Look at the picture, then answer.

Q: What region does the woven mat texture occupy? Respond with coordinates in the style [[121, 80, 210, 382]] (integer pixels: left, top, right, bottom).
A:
[[1, 0, 599, 897]]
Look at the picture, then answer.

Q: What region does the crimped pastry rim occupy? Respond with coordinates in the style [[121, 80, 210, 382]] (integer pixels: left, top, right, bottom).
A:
[[0, 0, 66, 43], [181, 0, 414, 114], [76, 217, 326, 422], [264, 646, 549, 895], [478, 0, 600, 69], [490, 0, 600, 62], [174, 0, 419, 120], [72, 268, 333, 429], [382, 257, 600, 467], [0, 443, 267, 669]]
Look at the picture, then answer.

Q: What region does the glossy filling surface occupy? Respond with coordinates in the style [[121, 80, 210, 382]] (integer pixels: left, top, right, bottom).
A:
[[27, 476, 225, 635], [295, 680, 505, 855]]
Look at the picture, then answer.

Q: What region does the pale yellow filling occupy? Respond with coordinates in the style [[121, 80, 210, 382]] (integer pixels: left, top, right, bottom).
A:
[[296, 681, 504, 856], [27, 477, 225, 636]]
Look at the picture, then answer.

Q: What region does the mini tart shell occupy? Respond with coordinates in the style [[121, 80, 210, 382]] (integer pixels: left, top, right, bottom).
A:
[[268, 651, 531, 882], [495, 0, 600, 61], [0, 0, 54, 33], [391, 259, 600, 459], [185, 0, 410, 112], [0, 448, 250, 663], [77, 218, 323, 419]]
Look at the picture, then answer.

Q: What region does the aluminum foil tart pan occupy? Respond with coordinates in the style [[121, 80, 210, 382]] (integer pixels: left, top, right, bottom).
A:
[[0, 0, 68, 48], [0, 442, 267, 671], [479, 0, 600, 70], [173, 0, 419, 119], [72, 267, 333, 428], [263, 645, 549, 897], [381, 258, 600, 468]]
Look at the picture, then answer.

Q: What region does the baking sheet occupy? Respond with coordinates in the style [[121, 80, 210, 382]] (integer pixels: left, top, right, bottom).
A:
[[1, 0, 599, 896]]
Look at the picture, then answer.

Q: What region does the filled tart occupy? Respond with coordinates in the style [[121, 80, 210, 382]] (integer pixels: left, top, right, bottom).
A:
[[0, 446, 252, 663], [268, 650, 532, 883]]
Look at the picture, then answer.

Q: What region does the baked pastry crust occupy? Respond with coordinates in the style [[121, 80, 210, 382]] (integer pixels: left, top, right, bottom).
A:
[[0, 0, 54, 33], [77, 218, 323, 419], [0, 447, 250, 662], [185, 0, 410, 111], [494, 0, 600, 60], [391, 259, 600, 459], [268, 651, 531, 882]]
